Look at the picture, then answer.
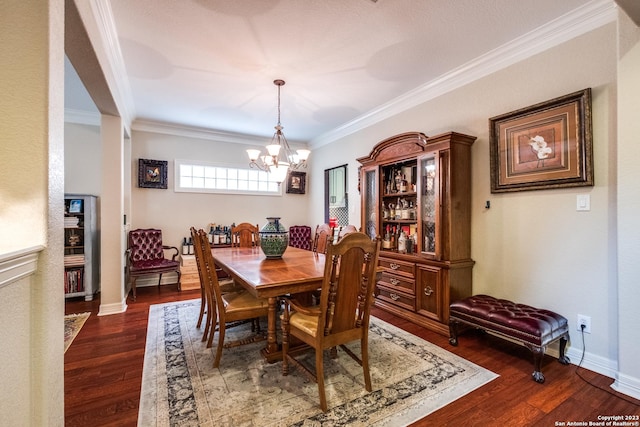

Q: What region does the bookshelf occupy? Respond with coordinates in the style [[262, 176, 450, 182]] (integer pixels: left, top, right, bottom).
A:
[[64, 194, 99, 300]]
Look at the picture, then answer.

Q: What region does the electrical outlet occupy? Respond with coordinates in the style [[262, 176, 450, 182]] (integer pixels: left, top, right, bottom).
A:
[[577, 314, 591, 334]]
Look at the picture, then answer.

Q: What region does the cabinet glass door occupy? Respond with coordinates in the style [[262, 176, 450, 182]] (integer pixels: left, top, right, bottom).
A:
[[362, 167, 378, 239], [419, 153, 439, 257]]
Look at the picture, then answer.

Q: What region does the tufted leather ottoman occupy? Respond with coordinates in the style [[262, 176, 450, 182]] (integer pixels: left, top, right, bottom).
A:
[[449, 294, 570, 383]]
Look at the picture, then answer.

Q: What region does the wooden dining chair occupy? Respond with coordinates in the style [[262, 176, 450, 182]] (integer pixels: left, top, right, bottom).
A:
[[231, 222, 259, 248], [311, 223, 334, 254], [337, 224, 358, 240], [281, 232, 381, 412], [191, 227, 241, 340], [192, 228, 269, 368]]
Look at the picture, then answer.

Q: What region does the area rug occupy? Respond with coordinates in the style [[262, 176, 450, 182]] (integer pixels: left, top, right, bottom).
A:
[[64, 312, 90, 353], [139, 299, 497, 427]]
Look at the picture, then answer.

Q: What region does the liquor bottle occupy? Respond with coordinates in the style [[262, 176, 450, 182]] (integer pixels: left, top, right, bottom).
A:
[[398, 231, 407, 253], [187, 237, 194, 255], [394, 169, 402, 193], [181, 237, 189, 255], [383, 225, 391, 249], [390, 167, 397, 193], [213, 226, 220, 245], [209, 226, 214, 244], [400, 174, 408, 193]]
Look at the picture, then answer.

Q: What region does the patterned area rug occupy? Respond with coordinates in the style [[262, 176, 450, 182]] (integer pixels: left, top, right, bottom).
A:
[[64, 312, 90, 353], [139, 299, 497, 426]]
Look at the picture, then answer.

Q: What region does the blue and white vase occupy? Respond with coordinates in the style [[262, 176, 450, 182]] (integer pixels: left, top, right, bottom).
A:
[[259, 217, 289, 259]]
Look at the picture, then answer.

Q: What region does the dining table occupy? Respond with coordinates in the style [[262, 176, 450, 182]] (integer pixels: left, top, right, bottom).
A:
[[211, 245, 326, 363]]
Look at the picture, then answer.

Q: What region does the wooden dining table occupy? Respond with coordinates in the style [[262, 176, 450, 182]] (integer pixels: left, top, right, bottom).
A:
[[211, 245, 326, 362]]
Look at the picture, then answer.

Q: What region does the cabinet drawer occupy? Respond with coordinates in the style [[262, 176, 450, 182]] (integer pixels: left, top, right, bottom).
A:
[[379, 272, 415, 295], [379, 257, 415, 278], [376, 285, 415, 311]]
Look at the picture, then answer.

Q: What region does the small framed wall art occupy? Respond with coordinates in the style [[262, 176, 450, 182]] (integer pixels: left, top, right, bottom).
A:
[[286, 171, 306, 194], [489, 88, 594, 193], [138, 158, 168, 189]]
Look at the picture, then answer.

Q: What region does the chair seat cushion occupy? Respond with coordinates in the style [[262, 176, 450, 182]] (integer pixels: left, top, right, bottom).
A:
[[449, 294, 568, 347], [289, 311, 319, 337], [223, 290, 268, 313], [130, 258, 179, 274]]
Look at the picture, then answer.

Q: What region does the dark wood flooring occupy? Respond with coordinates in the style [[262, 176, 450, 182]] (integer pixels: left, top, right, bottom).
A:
[[65, 286, 639, 426]]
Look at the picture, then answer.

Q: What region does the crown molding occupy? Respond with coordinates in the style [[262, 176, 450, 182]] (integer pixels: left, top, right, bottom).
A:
[[132, 119, 307, 147], [309, 0, 617, 149]]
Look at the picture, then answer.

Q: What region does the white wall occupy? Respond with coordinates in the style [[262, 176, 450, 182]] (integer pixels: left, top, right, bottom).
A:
[[308, 23, 621, 376], [130, 130, 311, 249], [64, 122, 102, 196]]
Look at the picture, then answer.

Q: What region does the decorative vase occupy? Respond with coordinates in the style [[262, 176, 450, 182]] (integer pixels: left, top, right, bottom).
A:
[[259, 217, 289, 259]]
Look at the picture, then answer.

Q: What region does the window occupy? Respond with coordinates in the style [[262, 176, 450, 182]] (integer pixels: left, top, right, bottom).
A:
[[174, 160, 282, 195]]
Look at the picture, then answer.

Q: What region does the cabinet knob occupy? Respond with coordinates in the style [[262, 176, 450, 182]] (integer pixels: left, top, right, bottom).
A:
[[390, 278, 400, 286], [389, 263, 400, 270], [424, 286, 433, 296], [389, 293, 400, 301]]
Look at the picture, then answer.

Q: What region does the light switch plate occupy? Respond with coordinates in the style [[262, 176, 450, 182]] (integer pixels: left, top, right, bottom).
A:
[[576, 194, 590, 211]]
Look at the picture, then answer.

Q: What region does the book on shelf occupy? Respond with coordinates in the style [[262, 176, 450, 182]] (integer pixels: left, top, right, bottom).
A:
[[64, 268, 84, 294], [64, 217, 80, 228], [64, 254, 85, 266]]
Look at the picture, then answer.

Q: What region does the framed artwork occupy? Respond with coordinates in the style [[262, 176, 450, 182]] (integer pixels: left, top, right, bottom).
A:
[[138, 158, 168, 189], [286, 171, 306, 194], [68, 199, 83, 213], [489, 88, 593, 193]]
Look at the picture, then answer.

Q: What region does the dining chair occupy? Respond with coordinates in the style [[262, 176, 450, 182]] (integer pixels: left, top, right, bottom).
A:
[[311, 223, 334, 254], [192, 228, 269, 368], [337, 224, 358, 240], [126, 228, 181, 301], [281, 232, 381, 412], [289, 225, 312, 251], [231, 222, 259, 248]]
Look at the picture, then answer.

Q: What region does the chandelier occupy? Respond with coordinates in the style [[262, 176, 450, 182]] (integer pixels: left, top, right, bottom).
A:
[[247, 79, 310, 183]]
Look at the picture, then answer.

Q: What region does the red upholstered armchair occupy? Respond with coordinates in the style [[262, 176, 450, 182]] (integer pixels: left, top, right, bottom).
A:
[[126, 228, 181, 301], [288, 225, 312, 251]]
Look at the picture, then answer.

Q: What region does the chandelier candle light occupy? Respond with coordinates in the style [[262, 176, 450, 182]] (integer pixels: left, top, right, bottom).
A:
[[247, 79, 310, 184]]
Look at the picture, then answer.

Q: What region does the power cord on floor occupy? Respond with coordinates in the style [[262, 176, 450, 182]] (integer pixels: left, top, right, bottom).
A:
[[575, 324, 640, 407]]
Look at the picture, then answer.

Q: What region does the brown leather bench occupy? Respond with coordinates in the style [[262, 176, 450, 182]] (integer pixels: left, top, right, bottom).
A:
[[449, 294, 570, 383]]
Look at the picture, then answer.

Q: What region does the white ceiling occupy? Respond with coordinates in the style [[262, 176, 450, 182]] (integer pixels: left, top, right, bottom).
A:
[[64, 0, 614, 146]]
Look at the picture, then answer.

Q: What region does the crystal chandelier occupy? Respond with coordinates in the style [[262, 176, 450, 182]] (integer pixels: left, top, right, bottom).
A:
[[247, 79, 310, 183]]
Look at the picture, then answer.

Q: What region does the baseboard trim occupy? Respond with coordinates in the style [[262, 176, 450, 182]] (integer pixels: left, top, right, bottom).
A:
[[612, 373, 640, 401], [98, 298, 128, 316]]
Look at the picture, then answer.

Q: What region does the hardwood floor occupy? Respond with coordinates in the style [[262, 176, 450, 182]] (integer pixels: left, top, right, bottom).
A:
[[65, 286, 639, 426]]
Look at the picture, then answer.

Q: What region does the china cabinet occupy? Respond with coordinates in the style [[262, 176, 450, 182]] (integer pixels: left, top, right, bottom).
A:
[[358, 132, 476, 335]]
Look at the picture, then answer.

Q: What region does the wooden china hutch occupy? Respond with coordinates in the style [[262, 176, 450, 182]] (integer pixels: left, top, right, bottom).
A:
[[358, 131, 476, 335]]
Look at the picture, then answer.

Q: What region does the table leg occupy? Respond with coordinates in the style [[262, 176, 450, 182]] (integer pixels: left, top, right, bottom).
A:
[[267, 297, 278, 353], [259, 297, 282, 362]]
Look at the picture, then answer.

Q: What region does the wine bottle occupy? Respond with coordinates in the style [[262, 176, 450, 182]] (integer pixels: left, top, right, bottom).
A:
[[181, 237, 189, 255]]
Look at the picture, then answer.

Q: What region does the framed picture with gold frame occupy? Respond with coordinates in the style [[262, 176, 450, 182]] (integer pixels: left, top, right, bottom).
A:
[[489, 88, 594, 193]]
